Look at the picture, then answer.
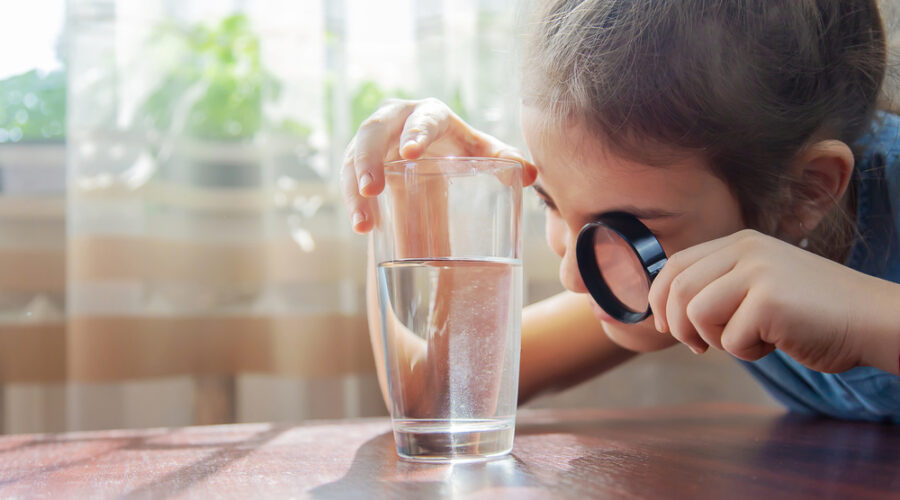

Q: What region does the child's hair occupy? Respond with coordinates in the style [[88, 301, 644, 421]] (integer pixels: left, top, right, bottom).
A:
[[524, 0, 890, 260]]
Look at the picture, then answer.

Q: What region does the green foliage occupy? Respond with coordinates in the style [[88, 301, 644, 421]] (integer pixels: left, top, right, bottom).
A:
[[323, 77, 413, 136], [0, 69, 66, 143], [141, 13, 295, 141], [349, 80, 412, 132], [449, 85, 468, 123], [0, 13, 442, 146], [0, 15, 476, 146]]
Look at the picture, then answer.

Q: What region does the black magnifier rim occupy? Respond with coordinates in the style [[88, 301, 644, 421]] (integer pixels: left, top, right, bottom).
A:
[[575, 212, 668, 324]]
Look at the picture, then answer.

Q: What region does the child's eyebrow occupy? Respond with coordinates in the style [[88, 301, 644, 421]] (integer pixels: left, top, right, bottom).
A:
[[587, 206, 683, 221], [531, 184, 682, 221]]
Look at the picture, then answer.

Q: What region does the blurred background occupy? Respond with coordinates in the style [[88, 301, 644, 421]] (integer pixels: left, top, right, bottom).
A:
[[0, 0, 896, 433]]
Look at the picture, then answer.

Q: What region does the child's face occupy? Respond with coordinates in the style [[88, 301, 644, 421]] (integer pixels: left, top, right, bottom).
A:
[[521, 106, 746, 321]]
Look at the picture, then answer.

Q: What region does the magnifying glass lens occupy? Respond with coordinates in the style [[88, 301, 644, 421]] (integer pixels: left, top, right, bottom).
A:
[[592, 226, 650, 312], [576, 212, 667, 324]]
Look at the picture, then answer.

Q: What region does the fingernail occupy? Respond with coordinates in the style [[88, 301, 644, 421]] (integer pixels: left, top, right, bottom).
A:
[[358, 173, 373, 191], [352, 211, 366, 227], [689, 345, 703, 355], [654, 317, 663, 332], [402, 138, 419, 152]]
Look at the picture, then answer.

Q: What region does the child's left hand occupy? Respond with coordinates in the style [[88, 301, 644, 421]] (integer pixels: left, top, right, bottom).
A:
[[648, 229, 900, 374]]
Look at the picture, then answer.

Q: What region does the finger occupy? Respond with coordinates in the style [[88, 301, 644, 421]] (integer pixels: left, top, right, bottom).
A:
[[494, 150, 538, 189], [398, 98, 452, 160], [519, 157, 539, 187], [467, 128, 536, 172], [664, 251, 739, 353], [685, 269, 748, 351], [399, 99, 538, 186], [354, 101, 416, 197], [405, 102, 538, 188], [649, 230, 748, 333], [666, 277, 708, 355], [720, 292, 776, 361], [341, 156, 375, 233], [459, 129, 538, 189]]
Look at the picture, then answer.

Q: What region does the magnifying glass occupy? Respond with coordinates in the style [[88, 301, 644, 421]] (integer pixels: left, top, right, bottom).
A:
[[575, 212, 668, 323]]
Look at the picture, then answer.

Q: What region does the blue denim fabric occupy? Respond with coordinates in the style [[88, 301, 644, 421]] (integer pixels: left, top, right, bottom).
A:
[[739, 112, 900, 423]]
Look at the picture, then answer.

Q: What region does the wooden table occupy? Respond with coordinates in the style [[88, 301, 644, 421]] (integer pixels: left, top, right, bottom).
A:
[[0, 403, 897, 499]]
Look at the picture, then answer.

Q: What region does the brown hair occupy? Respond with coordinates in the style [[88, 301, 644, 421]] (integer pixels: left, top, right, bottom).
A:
[[524, 0, 889, 260]]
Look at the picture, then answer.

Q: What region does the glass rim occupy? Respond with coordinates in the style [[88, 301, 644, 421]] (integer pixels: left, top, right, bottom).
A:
[[383, 156, 523, 176]]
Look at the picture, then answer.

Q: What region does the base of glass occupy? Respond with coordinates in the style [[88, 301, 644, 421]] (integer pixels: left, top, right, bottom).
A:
[[392, 418, 515, 463]]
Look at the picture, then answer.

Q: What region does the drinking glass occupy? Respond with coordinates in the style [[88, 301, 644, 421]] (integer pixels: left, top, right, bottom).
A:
[[373, 157, 523, 462]]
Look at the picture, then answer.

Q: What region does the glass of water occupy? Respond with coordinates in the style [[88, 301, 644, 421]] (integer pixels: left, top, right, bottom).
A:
[[373, 157, 523, 462]]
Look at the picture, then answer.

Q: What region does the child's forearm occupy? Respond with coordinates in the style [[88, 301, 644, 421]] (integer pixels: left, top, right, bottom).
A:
[[519, 292, 639, 404], [857, 278, 900, 376], [366, 236, 392, 411]]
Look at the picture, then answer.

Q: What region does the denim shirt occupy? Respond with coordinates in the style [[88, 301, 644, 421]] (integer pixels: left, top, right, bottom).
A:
[[739, 112, 900, 423]]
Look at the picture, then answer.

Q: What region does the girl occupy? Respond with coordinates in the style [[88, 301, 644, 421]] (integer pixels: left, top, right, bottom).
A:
[[341, 0, 900, 422]]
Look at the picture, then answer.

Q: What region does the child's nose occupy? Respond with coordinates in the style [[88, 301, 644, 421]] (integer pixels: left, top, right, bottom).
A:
[[559, 242, 589, 294]]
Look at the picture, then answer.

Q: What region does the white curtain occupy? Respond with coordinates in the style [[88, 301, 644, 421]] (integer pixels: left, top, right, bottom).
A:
[[0, 0, 553, 433]]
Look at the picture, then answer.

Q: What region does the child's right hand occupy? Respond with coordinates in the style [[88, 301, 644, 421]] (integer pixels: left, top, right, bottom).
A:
[[340, 98, 537, 233]]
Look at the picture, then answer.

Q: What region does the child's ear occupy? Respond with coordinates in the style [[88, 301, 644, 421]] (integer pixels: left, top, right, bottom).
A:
[[783, 140, 855, 239]]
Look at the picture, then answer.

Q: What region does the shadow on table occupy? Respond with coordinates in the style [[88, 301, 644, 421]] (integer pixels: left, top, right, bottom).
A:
[[309, 431, 543, 499], [0, 436, 147, 490], [119, 426, 288, 499], [0, 425, 290, 497]]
